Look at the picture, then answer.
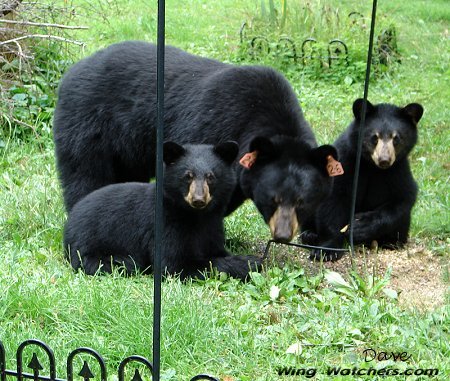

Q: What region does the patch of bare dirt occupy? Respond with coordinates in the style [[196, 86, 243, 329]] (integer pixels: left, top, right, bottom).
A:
[[265, 241, 449, 310]]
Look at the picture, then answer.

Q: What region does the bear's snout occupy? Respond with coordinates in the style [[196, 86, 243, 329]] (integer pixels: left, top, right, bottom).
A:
[[269, 205, 299, 243], [371, 138, 396, 169], [185, 179, 212, 209]]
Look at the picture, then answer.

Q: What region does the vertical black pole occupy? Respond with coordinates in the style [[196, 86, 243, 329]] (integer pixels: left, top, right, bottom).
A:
[[348, 0, 378, 257], [153, 0, 165, 380]]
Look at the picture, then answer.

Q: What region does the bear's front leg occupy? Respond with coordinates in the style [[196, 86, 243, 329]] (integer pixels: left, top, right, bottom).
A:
[[352, 205, 411, 246], [307, 195, 351, 262], [351, 211, 381, 244]]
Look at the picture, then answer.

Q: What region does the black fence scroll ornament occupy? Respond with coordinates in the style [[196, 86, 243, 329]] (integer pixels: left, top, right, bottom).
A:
[[240, 8, 397, 69]]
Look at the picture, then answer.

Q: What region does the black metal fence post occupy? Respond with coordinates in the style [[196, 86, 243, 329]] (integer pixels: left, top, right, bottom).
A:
[[153, 0, 166, 380], [348, 0, 378, 257]]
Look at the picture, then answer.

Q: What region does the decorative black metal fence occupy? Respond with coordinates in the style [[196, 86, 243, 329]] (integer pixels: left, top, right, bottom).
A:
[[0, 339, 218, 381], [240, 22, 350, 67], [239, 8, 396, 68]]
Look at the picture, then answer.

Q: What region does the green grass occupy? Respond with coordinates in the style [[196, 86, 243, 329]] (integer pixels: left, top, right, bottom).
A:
[[1, 0, 449, 380]]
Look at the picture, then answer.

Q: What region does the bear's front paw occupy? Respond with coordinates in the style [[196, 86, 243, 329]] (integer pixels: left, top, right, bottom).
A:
[[309, 248, 345, 262], [300, 230, 318, 245], [245, 255, 264, 272], [351, 213, 379, 243]]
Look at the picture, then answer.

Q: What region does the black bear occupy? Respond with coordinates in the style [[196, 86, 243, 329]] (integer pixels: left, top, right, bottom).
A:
[[302, 99, 424, 261], [54, 41, 334, 243], [64, 141, 262, 280]]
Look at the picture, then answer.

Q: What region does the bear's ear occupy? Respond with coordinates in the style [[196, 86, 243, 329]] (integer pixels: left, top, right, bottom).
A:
[[309, 144, 338, 163], [239, 137, 276, 169], [402, 103, 424, 124], [309, 145, 343, 177], [249, 136, 276, 158], [214, 141, 239, 165], [352, 98, 375, 120], [163, 141, 185, 165]]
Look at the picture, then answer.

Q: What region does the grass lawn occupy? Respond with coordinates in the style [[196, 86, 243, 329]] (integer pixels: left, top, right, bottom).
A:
[[0, 0, 449, 380]]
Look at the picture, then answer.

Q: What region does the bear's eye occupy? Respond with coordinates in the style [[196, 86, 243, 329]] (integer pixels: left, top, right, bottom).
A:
[[393, 135, 400, 146], [205, 172, 215, 182], [185, 171, 194, 180], [370, 134, 378, 145]]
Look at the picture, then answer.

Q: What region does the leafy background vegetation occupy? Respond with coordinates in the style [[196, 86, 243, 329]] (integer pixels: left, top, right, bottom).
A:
[[0, 0, 448, 380]]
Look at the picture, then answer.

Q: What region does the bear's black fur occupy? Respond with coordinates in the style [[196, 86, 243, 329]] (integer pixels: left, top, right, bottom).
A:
[[54, 41, 330, 242], [302, 99, 424, 261], [64, 142, 261, 280]]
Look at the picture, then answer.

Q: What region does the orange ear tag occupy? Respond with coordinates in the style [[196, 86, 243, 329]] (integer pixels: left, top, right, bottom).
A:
[[326, 155, 344, 177], [239, 151, 258, 169]]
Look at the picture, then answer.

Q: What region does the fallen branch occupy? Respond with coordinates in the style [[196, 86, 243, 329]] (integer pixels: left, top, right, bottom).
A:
[[0, 34, 85, 46], [0, 19, 89, 30], [0, 40, 32, 59]]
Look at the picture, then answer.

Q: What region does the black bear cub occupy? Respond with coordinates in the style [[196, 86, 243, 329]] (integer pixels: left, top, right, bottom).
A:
[[64, 141, 261, 280], [302, 99, 424, 261]]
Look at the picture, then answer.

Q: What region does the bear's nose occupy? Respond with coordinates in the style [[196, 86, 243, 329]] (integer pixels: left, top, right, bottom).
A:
[[273, 234, 292, 244], [378, 159, 391, 169], [191, 198, 207, 209]]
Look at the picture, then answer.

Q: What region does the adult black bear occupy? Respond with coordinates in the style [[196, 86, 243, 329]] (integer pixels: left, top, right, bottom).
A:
[[302, 99, 424, 261], [54, 41, 335, 243], [64, 141, 262, 280]]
